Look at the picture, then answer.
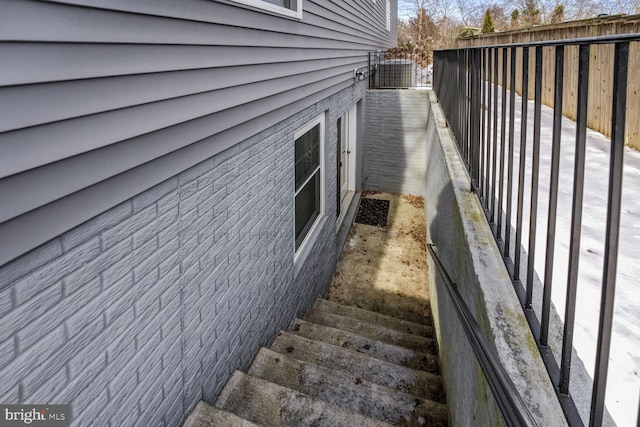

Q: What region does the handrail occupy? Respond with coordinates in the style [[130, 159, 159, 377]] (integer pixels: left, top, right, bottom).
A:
[[427, 243, 538, 427]]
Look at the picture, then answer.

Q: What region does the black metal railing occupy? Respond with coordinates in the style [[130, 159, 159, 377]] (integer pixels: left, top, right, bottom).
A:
[[427, 243, 538, 427], [368, 48, 432, 89], [433, 34, 640, 427]]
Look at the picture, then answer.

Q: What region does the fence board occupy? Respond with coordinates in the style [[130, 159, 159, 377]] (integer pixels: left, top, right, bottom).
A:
[[457, 15, 640, 150]]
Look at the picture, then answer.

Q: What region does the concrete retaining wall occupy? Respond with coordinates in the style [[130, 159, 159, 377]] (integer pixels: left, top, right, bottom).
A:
[[0, 85, 365, 426], [423, 91, 567, 426], [361, 87, 565, 424], [362, 90, 429, 196]]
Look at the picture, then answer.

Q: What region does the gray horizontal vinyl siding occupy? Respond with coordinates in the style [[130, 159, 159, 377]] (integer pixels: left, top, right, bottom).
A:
[[0, 0, 397, 266]]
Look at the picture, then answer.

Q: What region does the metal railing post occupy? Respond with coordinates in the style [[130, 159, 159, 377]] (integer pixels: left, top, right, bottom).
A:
[[525, 45, 543, 310], [471, 48, 481, 188], [490, 48, 499, 225], [514, 46, 529, 282], [541, 44, 564, 347], [497, 47, 508, 242], [590, 41, 628, 427], [505, 46, 517, 259], [479, 48, 485, 199], [485, 48, 493, 210], [560, 43, 590, 396]]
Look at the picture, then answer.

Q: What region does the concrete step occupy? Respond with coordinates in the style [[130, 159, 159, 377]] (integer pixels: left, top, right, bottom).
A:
[[290, 318, 439, 374], [304, 307, 437, 354], [328, 296, 434, 326], [248, 347, 448, 426], [313, 299, 435, 338], [271, 331, 444, 401], [182, 401, 258, 427], [215, 370, 393, 427]]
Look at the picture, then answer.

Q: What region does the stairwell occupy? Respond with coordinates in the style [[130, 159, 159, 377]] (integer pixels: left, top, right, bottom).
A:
[[183, 193, 447, 426], [184, 298, 446, 426]]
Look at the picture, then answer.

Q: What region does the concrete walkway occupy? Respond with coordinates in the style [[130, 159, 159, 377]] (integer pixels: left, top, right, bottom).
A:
[[327, 192, 433, 326]]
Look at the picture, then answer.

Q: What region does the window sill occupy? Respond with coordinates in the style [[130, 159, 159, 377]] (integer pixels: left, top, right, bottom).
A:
[[228, 0, 303, 20], [294, 214, 328, 277]]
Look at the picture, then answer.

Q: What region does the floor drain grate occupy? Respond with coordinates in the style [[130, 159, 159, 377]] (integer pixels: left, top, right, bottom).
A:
[[355, 198, 390, 227]]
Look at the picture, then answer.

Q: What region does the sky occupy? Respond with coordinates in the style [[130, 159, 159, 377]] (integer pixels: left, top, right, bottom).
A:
[[397, 0, 640, 25]]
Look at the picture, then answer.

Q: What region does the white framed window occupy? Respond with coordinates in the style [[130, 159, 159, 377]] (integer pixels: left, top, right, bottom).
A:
[[385, 0, 391, 31], [294, 114, 325, 254], [231, 0, 302, 19]]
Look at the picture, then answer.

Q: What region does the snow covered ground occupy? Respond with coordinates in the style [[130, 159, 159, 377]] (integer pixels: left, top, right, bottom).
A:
[[482, 86, 640, 426], [415, 64, 433, 86]]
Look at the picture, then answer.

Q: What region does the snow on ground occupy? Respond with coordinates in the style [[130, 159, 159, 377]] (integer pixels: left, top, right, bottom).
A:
[[482, 85, 639, 427], [415, 64, 433, 87]]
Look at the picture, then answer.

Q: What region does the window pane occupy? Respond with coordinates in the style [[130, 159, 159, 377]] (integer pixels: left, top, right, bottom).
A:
[[295, 124, 320, 190], [262, 0, 296, 10], [295, 172, 320, 249]]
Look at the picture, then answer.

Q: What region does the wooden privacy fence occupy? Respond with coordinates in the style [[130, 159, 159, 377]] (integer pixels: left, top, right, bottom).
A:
[[456, 15, 640, 150]]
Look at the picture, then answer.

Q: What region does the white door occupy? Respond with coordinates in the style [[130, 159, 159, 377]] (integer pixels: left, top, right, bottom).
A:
[[337, 105, 357, 221], [339, 115, 349, 203]]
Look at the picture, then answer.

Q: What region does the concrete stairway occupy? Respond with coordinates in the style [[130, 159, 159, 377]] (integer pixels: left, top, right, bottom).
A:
[[183, 298, 447, 427]]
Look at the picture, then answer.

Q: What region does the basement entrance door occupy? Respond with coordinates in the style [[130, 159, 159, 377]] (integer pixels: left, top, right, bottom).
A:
[[337, 104, 356, 225]]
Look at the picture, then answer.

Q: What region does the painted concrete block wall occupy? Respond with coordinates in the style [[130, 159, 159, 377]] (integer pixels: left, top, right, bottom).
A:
[[0, 83, 366, 426], [362, 90, 429, 196], [423, 91, 567, 426]]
